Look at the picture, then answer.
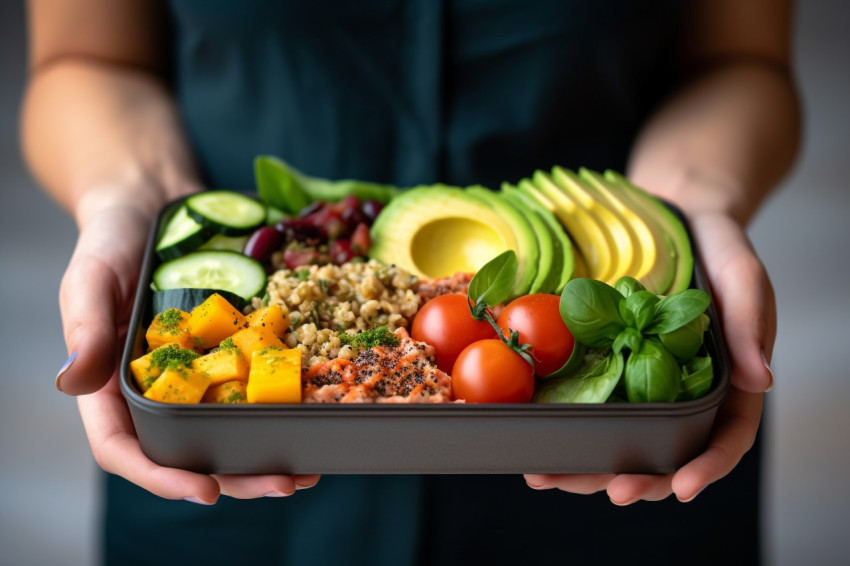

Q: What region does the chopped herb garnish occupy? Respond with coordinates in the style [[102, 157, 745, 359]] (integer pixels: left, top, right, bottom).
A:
[[219, 337, 237, 350], [339, 326, 399, 349], [156, 308, 184, 334], [150, 345, 199, 371], [295, 269, 310, 281]]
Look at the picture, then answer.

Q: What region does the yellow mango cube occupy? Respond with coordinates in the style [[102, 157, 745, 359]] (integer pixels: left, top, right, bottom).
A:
[[192, 346, 249, 385], [230, 326, 285, 366], [247, 347, 301, 404], [246, 304, 290, 338], [202, 380, 248, 404], [144, 366, 211, 404], [146, 308, 195, 350], [129, 343, 183, 392], [188, 293, 248, 349]]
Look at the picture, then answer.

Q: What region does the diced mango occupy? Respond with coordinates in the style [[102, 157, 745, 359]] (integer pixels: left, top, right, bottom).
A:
[[192, 347, 249, 385], [143, 365, 211, 404], [230, 326, 285, 366], [146, 308, 195, 350], [202, 380, 248, 404], [246, 304, 290, 338], [247, 347, 301, 403], [129, 343, 179, 392], [187, 293, 248, 348]]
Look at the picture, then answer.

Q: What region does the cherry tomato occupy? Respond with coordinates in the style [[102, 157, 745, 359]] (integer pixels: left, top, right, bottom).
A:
[[411, 294, 495, 372], [451, 339, 535, 403], [497, 293, 574, 376]]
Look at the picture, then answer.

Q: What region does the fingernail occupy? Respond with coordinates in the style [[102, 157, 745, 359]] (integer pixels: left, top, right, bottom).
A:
[[56, 352, 78, 392], [264, 491, 290, 497], [679, 485, 707, 503], [183, 496, 214, 505], [761, 348, 774, 392], [295, 483, 314, 491], [611, 498, 639, 506], [526, 482, 552, 490]]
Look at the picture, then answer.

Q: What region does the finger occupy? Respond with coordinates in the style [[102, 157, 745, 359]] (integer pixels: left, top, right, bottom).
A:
[[78, 377, 221, 503], [692, 214, 776, 393], [525, 473, 615, 494], [294, 475, 321, 490], [605, 473, 674, 505], [671, 388, 763, 502], [213, 475, 299, 499]]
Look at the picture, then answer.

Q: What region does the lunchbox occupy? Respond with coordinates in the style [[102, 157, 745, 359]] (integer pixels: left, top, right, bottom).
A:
[[120, 196, 731, 475]]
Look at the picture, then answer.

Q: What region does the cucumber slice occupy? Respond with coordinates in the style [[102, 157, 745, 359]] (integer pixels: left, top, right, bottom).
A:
[[185, 191, 267, 236], [197, 233, 250, 253], [153, 250, 267, 301], [152, 288, 247, 314], [155, 205, 211, 260]]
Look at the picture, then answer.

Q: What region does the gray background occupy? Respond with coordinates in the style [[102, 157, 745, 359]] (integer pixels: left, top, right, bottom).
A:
[[1, 1, 848, 565]]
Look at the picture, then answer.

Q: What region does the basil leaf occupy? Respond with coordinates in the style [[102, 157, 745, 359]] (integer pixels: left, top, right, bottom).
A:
[[559, 278, 627, 349], [540, 342, 587, 380], [614, 276, 646, 298], [612, 327, 643, 355], [624, 338, 682, 402], [659, 313, 708, 361], [624, 290, 660, 331], [468, 250, 518, 309], [644, 289, 711, 334], [678, 356, 714, 401], [534, 350, 624, 404], [254, 155, 311, 215]]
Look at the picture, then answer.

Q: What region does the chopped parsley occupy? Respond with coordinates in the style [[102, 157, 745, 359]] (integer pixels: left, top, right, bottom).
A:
[[339, 326, 399, 350], [219, 337, 237, 351], [295, 269, 311, 281], [156, 308, 184, 334], [150, 345, 199, 371]]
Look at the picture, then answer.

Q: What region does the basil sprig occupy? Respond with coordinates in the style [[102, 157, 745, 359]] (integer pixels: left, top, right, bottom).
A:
[[549, 275, 714, 403]]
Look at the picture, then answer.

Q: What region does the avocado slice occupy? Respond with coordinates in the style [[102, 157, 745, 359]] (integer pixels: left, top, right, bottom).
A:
[[579, 168, 676, 295], [369, 185, 521, 284], [506, 181, 576, 293], [550, 167, 638, 285], [517, 178, 589, 280], [528, 169, 616, 283], [499, 186, 555, 294], [465, 186, 539, 299], [603, 170, 694, 293]]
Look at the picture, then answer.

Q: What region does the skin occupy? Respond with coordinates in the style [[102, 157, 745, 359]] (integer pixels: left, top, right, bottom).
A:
[[22, 0, 799, 505]]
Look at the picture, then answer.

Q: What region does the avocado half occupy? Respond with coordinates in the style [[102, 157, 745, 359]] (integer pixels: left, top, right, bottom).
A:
[[369, 185, 539, 298]]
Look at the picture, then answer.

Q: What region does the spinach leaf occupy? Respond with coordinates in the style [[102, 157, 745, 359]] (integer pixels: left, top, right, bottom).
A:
[[614, 276, 646, 298], [624, 338, 682, 402], [659, 313, 709, 361], [540, 342, 587, 380], [534, 350, 624, 404], [644, 289, 711, 334], [678, 356, 714, 401], [467, 251, 518, 311], [254, 155, 312, 215], [559, 278, 627, 349]]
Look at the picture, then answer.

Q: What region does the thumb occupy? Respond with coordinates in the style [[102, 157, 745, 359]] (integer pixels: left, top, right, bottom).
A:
[[56, 207, 150, 395]]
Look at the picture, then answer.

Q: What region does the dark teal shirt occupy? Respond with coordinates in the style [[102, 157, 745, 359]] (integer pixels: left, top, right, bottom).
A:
[[168, 0, 680, 190]]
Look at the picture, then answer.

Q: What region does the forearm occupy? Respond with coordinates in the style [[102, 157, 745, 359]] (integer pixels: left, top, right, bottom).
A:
[[628, 60, 801, 226], [21, 58, 200, 227]]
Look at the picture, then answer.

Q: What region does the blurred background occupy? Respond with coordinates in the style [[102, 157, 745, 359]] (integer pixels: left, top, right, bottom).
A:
[[1, 1, 848, 565]]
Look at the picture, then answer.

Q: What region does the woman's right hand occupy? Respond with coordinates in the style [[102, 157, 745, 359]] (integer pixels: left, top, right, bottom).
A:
[[58, 195, 320, 503]]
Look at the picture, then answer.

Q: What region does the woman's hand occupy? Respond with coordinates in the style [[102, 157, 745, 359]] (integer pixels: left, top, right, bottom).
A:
[[58, 197, 320, 504], [524, 211, 774, 503]]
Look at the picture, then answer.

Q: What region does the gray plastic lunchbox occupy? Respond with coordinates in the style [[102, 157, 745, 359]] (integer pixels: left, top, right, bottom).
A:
[[120, 197, 730, 475]]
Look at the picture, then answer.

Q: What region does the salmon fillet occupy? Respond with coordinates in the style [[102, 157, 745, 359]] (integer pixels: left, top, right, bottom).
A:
[[302, 328, 454, 403]]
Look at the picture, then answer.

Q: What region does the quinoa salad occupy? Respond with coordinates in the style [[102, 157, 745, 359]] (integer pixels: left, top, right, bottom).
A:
[[252, 259, 423, 367]]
